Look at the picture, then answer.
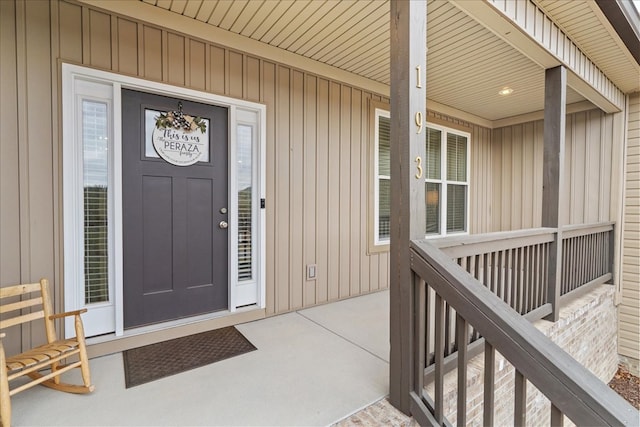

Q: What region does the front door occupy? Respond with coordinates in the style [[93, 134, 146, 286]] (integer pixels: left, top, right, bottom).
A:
[[122, 89, 229, 329]]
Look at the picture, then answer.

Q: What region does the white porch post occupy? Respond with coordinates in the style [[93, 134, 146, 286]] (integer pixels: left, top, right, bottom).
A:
[[389, 0, 427, 414]]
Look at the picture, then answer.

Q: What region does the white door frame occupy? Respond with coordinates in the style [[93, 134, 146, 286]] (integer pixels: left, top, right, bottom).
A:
[[62, 63, 266, 338]]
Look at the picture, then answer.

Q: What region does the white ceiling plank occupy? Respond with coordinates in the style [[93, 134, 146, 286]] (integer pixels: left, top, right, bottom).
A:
[[194, 0, 216, 22], [218, 0, 250, 30], [302, 1, 381, 58], [285, 0, 359, 53], [182, 0, 203, 18], [313, 2, 388, 62], [229, 0, 266, 34], [271, 0, 329, 49], [207, 0, 233, 26], [169, 0, 188, 14], [259, 0, 313, 45], [250, 1, 297, 41], [155, 0, 172, 9]]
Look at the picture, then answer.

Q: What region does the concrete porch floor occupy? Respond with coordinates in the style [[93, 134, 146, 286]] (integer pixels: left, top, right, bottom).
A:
[[10, 290, 405, 426]]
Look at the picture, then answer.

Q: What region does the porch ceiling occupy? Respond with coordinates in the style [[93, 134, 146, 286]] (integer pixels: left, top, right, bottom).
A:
[[140, 0, 632, 122], [535, 0, 640, 94]]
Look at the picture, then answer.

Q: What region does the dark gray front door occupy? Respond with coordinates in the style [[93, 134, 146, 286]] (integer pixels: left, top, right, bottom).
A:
[[122, 89, 228, 329]]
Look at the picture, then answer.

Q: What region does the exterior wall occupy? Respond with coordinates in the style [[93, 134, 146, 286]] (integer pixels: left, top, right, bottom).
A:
[[491, 109, 616, 231], [427, 284, 618, 426], [0, 0, 57, 356], [619, 92, 640, 375], [0, 0, 395, 328]]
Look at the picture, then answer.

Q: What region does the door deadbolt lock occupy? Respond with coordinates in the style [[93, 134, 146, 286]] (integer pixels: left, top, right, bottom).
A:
[[219, 220, 228, 229], [220, 207, 227, 214]]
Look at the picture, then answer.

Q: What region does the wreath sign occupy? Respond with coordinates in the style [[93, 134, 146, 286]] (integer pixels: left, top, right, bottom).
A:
[[152, 102, 208, 166]]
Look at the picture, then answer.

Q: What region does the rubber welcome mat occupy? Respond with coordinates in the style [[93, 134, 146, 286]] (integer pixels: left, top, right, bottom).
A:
[[122, 326, 257, 388]]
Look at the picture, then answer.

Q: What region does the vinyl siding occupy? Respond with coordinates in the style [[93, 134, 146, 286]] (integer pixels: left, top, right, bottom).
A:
[[491, 109, 616, 230], [619, 92, 640, 363]]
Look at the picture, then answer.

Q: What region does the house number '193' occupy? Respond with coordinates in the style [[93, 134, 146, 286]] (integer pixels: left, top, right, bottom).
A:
[[415, 156, 423, 179]]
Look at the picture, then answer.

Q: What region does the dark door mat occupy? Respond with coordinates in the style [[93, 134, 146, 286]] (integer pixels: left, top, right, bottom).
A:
[[122, 326, 256, 388]]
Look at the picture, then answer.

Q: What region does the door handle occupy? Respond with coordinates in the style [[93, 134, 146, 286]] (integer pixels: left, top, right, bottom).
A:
[[219, 220, 228, 229]]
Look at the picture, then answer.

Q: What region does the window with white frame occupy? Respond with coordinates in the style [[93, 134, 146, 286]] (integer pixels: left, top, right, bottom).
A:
[[374, 108, 391, 244], [373, 114, 470, 245], [425, 124, 470, 235]]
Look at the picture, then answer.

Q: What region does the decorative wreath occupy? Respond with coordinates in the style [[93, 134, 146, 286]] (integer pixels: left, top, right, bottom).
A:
[[155, 101, 207, 133]]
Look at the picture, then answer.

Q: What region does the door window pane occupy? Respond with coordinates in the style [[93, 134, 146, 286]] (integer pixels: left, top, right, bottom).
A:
[[82, 100, 109, 304], [378, 116, 391, 176], [379, 178, 391, 240], [237, 124, 253, 281], [376, 111, 391, 243]]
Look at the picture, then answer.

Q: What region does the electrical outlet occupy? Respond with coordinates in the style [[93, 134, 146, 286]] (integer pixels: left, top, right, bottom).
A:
[[306, 264, 317, 280]]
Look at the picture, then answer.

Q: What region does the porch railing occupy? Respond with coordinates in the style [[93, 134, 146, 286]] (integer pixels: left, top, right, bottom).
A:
[[408, 238, 637, 426], [561, 222, 614, 296]]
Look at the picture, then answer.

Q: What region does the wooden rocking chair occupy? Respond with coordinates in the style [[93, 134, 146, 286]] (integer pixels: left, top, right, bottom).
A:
[[0, 279, 94, 427]]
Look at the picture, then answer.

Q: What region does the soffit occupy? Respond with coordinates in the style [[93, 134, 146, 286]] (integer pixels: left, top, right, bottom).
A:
[[140, 0, 587, 121], [535, 0, 640, 94]]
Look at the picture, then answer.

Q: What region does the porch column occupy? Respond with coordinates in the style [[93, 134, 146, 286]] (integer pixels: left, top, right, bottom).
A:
[[389, 0, 427, 414], [542, 65, 566, 322]]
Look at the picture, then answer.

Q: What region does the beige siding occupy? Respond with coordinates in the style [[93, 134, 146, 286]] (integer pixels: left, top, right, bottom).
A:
[[1, 0, 56, 355], [491, 109, 616, 230], [0, 0, 395, 342], [619, 92, 640, 369]]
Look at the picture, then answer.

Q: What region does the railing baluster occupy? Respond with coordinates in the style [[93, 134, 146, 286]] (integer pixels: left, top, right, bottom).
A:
[[513, 248, 522, 314], [434, 293, 445, 425], [483, 341, 495, 427], [600, 232, 605, 276], [514, 370, 526, 427], [456, 314, 468, 427], [546, 242, 551, 302], [581, 235, 586, 287], [445, 303, 452, 355], [484, 252, 490, 291], [506, 248, 512, 308], [414, 275, 426, 395], [494, 251, 504, 301], [526, 245, 532, 313], [536, 243, 543, 308], [551, 403, 564, 427], [426, 284, 433, 367], [569, 236, 575, 293], [563, 238, 568, 295]]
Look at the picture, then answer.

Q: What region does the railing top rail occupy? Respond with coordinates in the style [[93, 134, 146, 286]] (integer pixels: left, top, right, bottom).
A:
[[561, 221, 615, 238], [431, 228, 556, 258], [410, 238, 638, 427]]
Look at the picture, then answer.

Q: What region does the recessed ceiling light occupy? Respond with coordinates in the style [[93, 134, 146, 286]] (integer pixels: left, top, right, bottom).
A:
[[499, 87, 514, 96]]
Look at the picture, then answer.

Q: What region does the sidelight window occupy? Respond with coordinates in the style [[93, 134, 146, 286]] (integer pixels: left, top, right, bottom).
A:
[[82, 100, 110, 304]]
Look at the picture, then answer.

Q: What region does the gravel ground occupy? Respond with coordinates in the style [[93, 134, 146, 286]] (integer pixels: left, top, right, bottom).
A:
[[608, 365, 640, 409]]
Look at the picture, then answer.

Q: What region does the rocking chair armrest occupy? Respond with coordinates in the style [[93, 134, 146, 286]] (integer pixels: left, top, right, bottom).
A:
[[48, 308, 88, 320]]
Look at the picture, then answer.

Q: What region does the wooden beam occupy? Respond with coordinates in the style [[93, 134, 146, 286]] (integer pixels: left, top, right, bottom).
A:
[[542, 66, 566, 321], [389, 0, 427, 415]]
